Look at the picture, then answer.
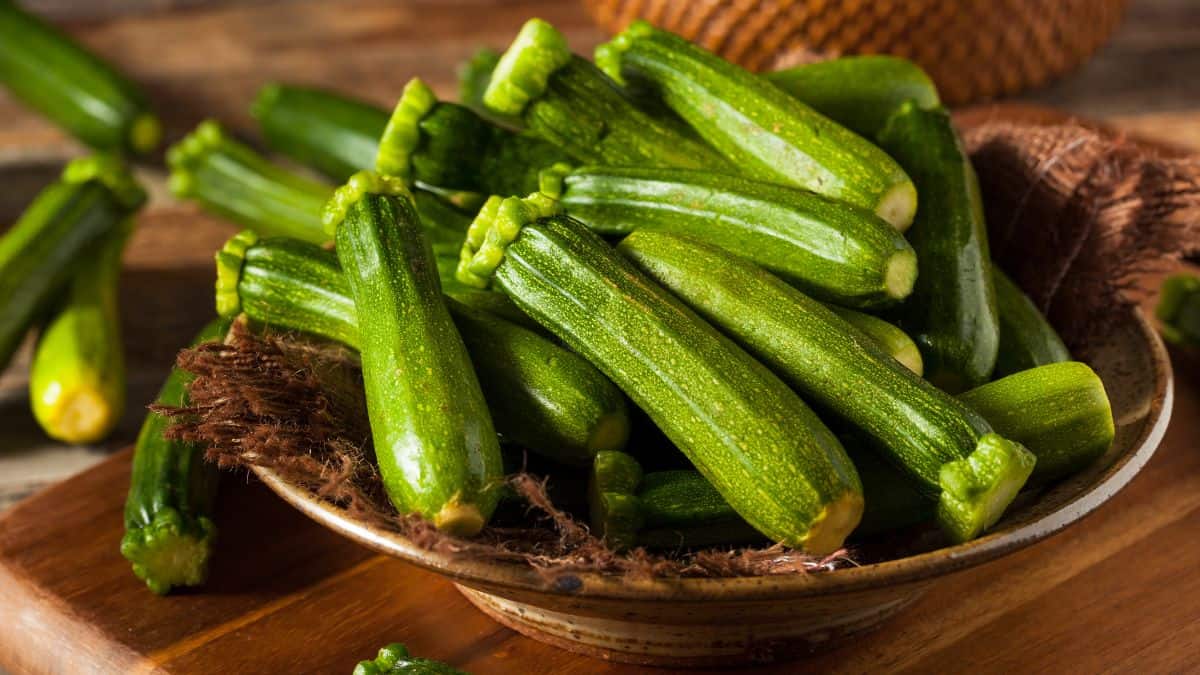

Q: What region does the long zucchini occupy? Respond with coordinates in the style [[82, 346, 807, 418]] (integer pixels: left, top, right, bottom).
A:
[[877, 102, 1001, 392], [540, 165, 917, 308], [324, 172, 503, 535], [0, 0, 160, 154], [457, 194, 863, 554], [830, 307, 923, 376], [596, 21, 916, 230], [121, 317, 230, 595], [29, 218, 132, 443], [0, 155, 145, 373], [1156, 273, 1200, 348], [483, 19, 729, 171], [992, 265, 1071, 377], [618, 230, 1034, 543]]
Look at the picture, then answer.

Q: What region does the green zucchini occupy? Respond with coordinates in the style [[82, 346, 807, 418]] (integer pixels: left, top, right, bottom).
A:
[[830, 307, 923, 376], [961, 361, 1113, 483], [992, 265, 1070, 377], [29, 218, 131, 444], [764, 55, 940, 138], [618, 230, 1035, 543], [0, 0, 160, 154], [458, 46, 523, 130], [0, 155, 145, 373], [457, 194, 863, 554], [1156, 273, 1200, 347], [596, 21, 916, 230], [540, 164, 916, 308], [354, 643, 465, 675], [251, 82, 389, 181], [589, 450, 645, 550], [877, 102, 1001, 392], [324, 172, 503, 535], [483, 19, 729, 171], [121, 317, 230, 595]]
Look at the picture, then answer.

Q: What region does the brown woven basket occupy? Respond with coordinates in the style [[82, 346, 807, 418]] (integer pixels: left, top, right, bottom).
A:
[[582, 0, 1128, 105]]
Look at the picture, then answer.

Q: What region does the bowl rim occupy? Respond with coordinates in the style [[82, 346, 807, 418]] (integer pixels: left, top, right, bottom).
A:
[[254, 305, 1173, 602]]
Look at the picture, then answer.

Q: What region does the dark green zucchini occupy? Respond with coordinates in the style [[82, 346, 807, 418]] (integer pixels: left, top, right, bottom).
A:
[[588, 450, 645, 550], [830, 306, 923, 376], [483, 19, 729, 171], [0, 0, 160, 154], [877, 102, 1001, 392], [1156, 273, 1200, 348], [764, 55, 940, 138], [540, 164, 916, 308], [324, 171, 503, 534], [457, 194, 863, 554], [992, 264, 1070, 377], [353, 643, 465, 675], [251, 82, 389, 181], [618, 230, 1035, 543], [597, 21, 916, 230], [121, 317, 230, 595], [29, 218, 131, 443], [0, 155, 145, 373]]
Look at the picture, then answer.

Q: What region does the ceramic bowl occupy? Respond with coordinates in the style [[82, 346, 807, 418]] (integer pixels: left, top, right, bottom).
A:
[[254, 304, 1172, 667]]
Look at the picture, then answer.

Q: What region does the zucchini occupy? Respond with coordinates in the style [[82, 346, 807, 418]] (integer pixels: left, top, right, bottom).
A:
[[0, 155, 145, 373], [540, 165, 917, 308], [992, 264, 1070, 377], [764, 55, 940, 138], [589, 450, 645, 550], [1156, 273, 1200, 347], [354, 644, 465, 675], [376, 77, 570, 197], [121, 317, 230, 595], [0, 1, 160, 154], [596, 21, 916, 230], [830, 307, 923, 376], [483, 19, 729, 171], [457, 194, 863, 554], [216, 233, 627, 465], [961, 361, 1114, 483], [29, 218, 132, 443], [251, 82, 389, 181], [324, 171, 503, 535], [618, 230, 1035, 543], [458, 46, 523, 130], [877, 102, 1001, 392]]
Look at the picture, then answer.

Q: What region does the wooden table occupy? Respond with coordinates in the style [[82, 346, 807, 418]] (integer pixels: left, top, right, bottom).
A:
[[0, 1, 1198, 673]]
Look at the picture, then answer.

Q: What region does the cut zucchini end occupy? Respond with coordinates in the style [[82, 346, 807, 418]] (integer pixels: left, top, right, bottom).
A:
[[483, 18, 571, 116], [120, 508, 217, 595], [433, 500, 486, 537], [166, 119, 227, 172], [34, 385, 121, 445], [936, 434, 1037, 543], [895, 340, 925, 376], [594, 19, 655, 84], [587, 409, 633, 455], [536, 162, 575, 199], [884, 247, 919, 301], [592, 491, 644, 551], [875, 180, 918, 232], [456, 192, 561, 288], [215, 229, 260, 317], [322, 170, 414, 236], [375, 77, 438, 180], [800, 490, 864, 556], [62, 154, 147, 211], [129, 113, 163, 155]]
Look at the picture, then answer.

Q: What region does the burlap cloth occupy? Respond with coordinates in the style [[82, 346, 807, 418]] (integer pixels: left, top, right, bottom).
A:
[[165, 118, 1200, 582]]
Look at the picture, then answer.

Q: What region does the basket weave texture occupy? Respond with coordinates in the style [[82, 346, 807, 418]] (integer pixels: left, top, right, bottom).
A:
[[582, 0, 1128, 104]]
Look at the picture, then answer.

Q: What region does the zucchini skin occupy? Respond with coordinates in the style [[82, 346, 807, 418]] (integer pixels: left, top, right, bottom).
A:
[[325, 172, 503, 535], [218, 234, 627, 466], [0, 1, 160, 154], [121, 317, 230, 595], [353, 643, 465, 675], [1156, 273, 1200, 348], [544, 165, 917, 308], [992, 265, 1071, 377], [764, 55, 940, 138], [251, 83, 389, 181], [29, 218, 132, 444], [961, 361, 1114, 484], [0, 155, 145, 373], [458, 46, 523, 130], [830, 307, 923, 376], [877, 103, 1001, 393], [458, 197, 864, 554], [597, 21, 916, 230], [618, 230, 1035, 543]]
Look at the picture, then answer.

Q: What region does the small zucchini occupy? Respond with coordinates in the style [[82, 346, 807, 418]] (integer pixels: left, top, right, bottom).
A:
[[457, 194, 863, 554], [1156, 273, 1200, 348], [354, 643, 465, 675], [251, 82, 389, 181], [596, 21, 916, 230], [324, 172, 503, 535], [618, 230, 1035, 543], [764, 55, 940, 138], [877, 102, 1001, 392], [992, 264, 1071, 377], [829, 307, 923, 376], [483, 19, 729, 171], [540, 164, 917, 309], [121, 317, 230, 595], [0, 1, 160, 154], [0, 155, 145, 373], [29, 218, 132, 443]]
